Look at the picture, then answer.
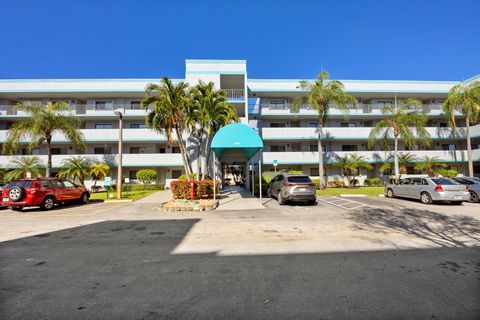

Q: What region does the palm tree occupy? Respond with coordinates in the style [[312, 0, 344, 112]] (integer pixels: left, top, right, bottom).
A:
[[58, 156, 91, 186], [90, 161, 110, 190], [189, 81, 238, 179], [333, 154, 372, 187], [379, 152, 418, 175], [142, 78, 193, 181], [414, 156, 447, 177], [368, 99, 431, 183], [4, 156, 44, 181], [3, 101, 84, 177], [443, 81, 480, 177], [293, 71, 358, 189]]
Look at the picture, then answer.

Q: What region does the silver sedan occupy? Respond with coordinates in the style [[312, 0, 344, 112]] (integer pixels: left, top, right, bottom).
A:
[[385, 177, 470, 205]]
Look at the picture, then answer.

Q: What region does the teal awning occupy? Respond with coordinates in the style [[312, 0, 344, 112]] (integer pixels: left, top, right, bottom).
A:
[[211, 123, 263, 162]]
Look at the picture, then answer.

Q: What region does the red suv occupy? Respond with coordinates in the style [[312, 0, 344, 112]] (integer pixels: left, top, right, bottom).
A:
[[1, 178, 90, 211]]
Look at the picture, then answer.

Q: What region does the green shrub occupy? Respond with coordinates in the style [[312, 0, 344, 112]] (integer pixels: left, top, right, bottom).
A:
[[178, 173, 197, 181], [327, 180, 345, 188], [365, 178, 382, 187], [437, 169, 458, 178], [170, 180, 218, 199], [136, 169, 157, 185], [287, 170, 303, 174], [107, 183, 165, 192]]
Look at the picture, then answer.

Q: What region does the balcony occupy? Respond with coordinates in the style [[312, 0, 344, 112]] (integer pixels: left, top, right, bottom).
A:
[[260, 127, 467, 141], [262, 150, 475, 165], [0, 128, 175, 143], [0, 153, 183, 168], [0, 104, 148, 117], [250, 103, 447, 116], [223, 89, 245, 101]]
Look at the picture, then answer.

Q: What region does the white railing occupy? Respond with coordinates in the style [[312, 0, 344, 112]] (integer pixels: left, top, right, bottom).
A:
[[260, 127, 467, 140], [0, 153, 184, 168], [0, 104, 149, 116], [262, 150, 474, 165], [223, 89, 245, 101], [255, 103, 447, 114]]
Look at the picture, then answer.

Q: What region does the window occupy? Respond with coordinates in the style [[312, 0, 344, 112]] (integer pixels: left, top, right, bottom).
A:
[[94, 147, 111, 154], [342, 145, 358, 151], [308, 122, 319, 128], [63, 180, 75, 188], [439, 122, 448, 128], [340, 123, 356, 127], [287, 176, 312, 183], [270, 122, 286, 128], [51, 148, 66, 155], [130, 123, 147, 129], [442, 144, 456, 151], [51, 180, 65, 188], [158, 148, 166, 154], [400, 179, 411, 185], [270, 145, 286, 152], [376, 100, 393, 107], [310, 168, 319, 176], [95, 124, 113, 129], [7, 180, 34, 188], [431, 178, 459, 185], [269, 99, 287, 110], [130, 147, 146, 154], [171, 170, 182, 179], [172, 147, 181, 153], [130, 101, 142, 109], [40, 180, 51, 187], [129, 170, 138, 180], [95, 101, 113, 110], [472, 144, 479, 150]]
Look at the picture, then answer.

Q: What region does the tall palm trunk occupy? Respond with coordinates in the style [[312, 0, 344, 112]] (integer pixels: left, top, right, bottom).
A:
[[318, 120, 325, 190], [196, 130, 203, 180], [46, 138, 52, 178], [174, 127, 192, 181], [202, 130, 211, 180], [466, 119, 473, 177], [393, 135, 400, 183]]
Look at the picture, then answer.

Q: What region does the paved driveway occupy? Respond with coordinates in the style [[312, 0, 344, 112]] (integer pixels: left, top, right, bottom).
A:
[[1, 197, 479, 319]]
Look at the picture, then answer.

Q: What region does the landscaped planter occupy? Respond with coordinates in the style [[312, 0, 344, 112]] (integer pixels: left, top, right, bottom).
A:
[[161, 199, 218, 211]]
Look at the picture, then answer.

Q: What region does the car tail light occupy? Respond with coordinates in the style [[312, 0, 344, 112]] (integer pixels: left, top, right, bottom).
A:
[[434, 185, 443, 192], [465, 185, 468, 192]]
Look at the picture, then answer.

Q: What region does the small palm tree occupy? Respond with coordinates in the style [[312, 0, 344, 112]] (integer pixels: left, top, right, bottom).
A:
[[58, 156, 91, 186], [142, 78, 193, 181], [3, 101, 84, 177], [4, 156, 44, 181], [293, 71, 358, 189], [368, 99, 431, 183], [443, 81, 480, 177], [189, 81, 238, 179], [90, 162, 110, 190], [379, 152, 418, 175], [414, 156, 447, 177], [333, 154, 372, 187]]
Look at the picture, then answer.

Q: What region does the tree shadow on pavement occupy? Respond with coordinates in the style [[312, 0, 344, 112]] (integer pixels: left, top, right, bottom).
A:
[[349, 206, 480, 247]]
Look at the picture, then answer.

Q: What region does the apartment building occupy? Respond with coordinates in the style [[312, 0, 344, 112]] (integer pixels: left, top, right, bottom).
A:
[[0, 60, 479, 186]]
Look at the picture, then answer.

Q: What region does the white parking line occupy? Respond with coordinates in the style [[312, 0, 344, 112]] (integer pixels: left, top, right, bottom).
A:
[[317, 196, 368, 210]]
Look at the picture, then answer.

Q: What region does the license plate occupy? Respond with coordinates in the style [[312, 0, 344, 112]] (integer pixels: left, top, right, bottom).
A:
[[454, 195, 461, 200], [298, 188, 309, 192], [2, 198, 9, 202]]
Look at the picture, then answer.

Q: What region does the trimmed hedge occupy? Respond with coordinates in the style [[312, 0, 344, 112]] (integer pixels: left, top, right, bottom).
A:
[[365, 178, 382, 187], [108, 184, 165, 192], [327, 180, 345, 188], [178, 173, 198, 181], [437, 169, 458, 178], [287, 170, 304, 174], [170, 180, 218, 199]]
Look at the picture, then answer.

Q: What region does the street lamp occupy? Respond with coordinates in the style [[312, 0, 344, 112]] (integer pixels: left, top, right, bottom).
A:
[[114, 109, 123, 199]]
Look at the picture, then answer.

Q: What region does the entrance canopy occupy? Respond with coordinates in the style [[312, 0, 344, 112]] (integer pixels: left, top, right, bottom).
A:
[[211, 123, 263, 163]]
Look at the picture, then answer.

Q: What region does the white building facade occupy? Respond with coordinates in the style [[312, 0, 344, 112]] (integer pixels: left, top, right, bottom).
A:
[[0, 60, 479, 186]]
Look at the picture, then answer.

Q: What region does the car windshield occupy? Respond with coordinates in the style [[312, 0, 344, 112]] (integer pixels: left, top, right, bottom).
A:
[[453, 178, 474, 185], [7, 180, 34, 188], [431, 178, 458, 185], [287, 176, 312, 183]]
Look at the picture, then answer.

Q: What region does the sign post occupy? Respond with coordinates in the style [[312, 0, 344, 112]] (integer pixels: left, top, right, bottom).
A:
[[273, 160, 278, 173], [104, 176, 112, 199]]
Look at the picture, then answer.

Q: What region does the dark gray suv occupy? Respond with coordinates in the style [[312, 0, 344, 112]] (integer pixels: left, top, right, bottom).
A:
[[267, 174, 317, 205]]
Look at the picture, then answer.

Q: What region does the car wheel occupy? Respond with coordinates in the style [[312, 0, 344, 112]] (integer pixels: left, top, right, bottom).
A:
[[451, 201, 463, 205], [469, 191, 479, 203], [386, 188, 395, 198], [41, 196, 55, 210], [80, 192, 89, 204], [420, 192, 433, 204], [8, 186, 25, 202], [277, 192, 285, 205]]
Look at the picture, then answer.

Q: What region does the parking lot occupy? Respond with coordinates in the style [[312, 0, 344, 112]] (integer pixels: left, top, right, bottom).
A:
[[1, 194, 479, 318]]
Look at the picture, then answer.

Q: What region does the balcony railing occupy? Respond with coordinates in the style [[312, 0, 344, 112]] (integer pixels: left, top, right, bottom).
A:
[[223, 89, 245, 101], [0, 104, 149, 116], [253, 103, 446, 114]]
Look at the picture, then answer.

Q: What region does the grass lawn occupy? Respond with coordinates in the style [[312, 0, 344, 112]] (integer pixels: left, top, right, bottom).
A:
[[89, 189, 162, 201], [316, 186, 384, 197]]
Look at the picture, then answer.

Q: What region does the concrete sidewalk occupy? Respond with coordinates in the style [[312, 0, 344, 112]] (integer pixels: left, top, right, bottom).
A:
[[217, 185, 264, 210], [134, 190, 172, 204]]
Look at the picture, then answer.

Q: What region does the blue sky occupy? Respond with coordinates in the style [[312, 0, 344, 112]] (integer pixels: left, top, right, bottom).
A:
[[1, 0, 479, 80]]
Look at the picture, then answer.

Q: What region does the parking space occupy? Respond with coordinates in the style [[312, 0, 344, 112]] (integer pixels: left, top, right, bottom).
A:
[[316, 196, 370, 210]]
